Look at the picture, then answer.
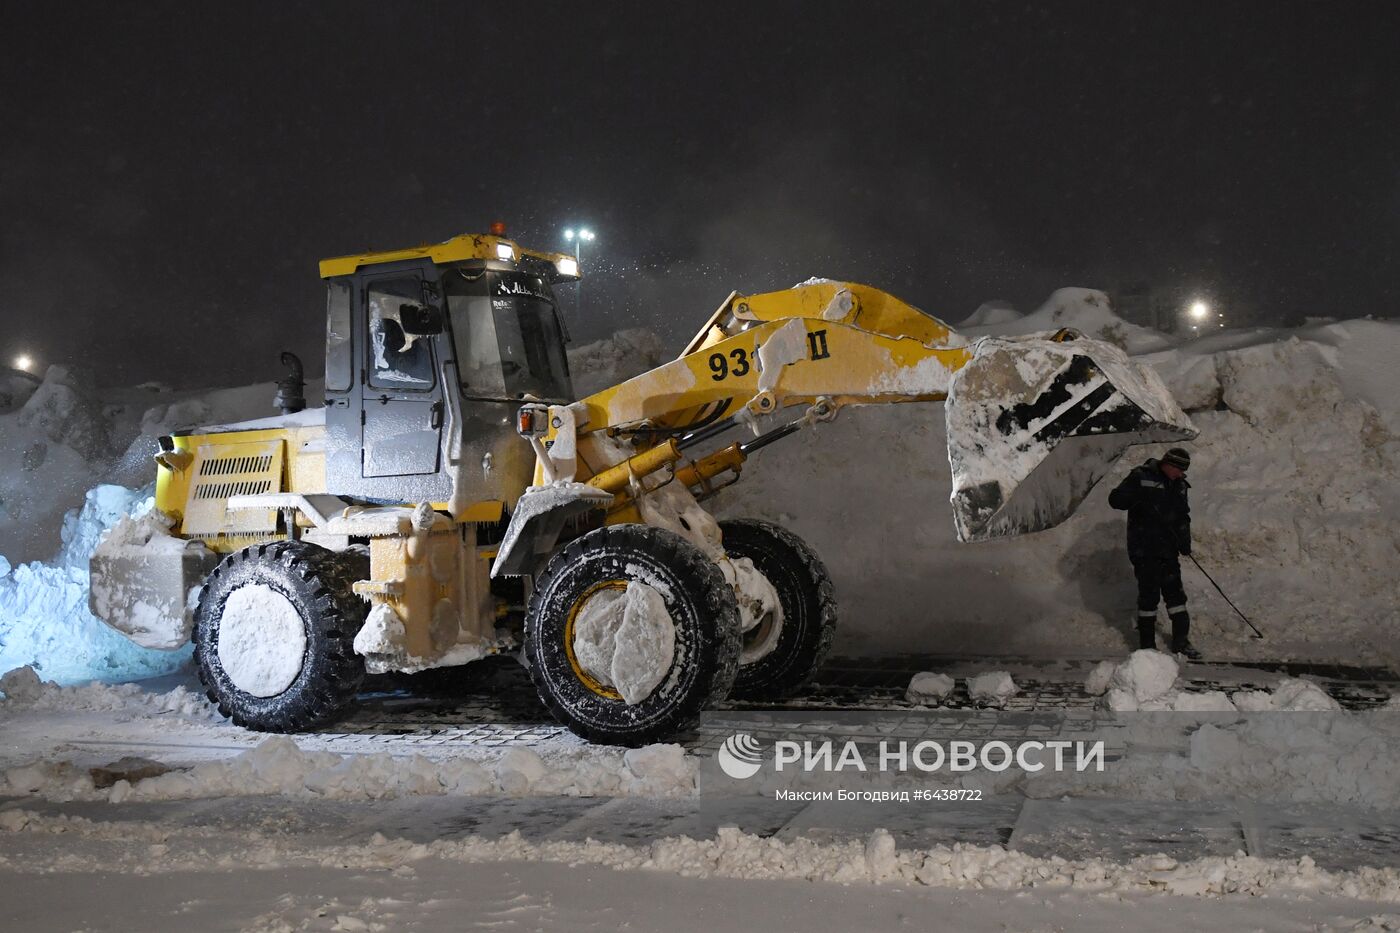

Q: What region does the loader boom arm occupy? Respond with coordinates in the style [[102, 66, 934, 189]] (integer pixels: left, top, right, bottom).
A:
[[577, 282, 973, 434]]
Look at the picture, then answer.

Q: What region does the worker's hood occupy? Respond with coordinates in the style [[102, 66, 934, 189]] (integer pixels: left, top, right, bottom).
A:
[[945, 334, 1197, 541]]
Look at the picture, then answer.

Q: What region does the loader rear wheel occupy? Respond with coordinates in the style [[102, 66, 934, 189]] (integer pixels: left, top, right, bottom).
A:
[[721, 519, 837, 700], [524, 524, 741, 746], [194, 541, 369, 733]]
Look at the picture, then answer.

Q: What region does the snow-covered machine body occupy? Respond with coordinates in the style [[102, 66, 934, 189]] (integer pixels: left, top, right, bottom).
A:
[[90, 231, 1194, 744]]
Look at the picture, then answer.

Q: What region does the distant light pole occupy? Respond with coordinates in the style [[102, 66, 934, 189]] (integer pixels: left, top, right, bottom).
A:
[[563, 228, 596, 317], [1186, 299, 1210, 332]]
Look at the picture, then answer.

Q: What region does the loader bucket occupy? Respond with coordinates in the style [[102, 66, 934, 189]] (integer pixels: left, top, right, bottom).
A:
[[945, 334, 1196, 542]]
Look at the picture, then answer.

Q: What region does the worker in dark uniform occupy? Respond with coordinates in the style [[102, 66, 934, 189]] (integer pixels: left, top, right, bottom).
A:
[[1108, 447, 1200, 659]]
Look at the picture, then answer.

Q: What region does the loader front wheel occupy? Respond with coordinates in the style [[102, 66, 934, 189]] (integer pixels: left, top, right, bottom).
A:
[[194, 541, 369, 732], [524, 524, 741, 746], [721, 519, 837, 700]]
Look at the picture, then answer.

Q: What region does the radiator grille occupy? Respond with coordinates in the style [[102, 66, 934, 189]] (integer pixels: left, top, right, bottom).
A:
[[182, 440, 285, 538]]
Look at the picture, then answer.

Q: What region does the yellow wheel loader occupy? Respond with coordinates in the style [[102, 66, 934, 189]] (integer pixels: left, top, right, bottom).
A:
[[89, 230, 1194, 745]]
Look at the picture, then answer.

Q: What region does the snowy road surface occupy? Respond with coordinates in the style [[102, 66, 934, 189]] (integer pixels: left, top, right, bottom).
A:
[[4, 655, 1400, 930]]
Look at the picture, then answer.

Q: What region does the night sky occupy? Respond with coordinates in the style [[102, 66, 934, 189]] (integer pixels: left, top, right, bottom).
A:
[[4, 2, 1398, 388]]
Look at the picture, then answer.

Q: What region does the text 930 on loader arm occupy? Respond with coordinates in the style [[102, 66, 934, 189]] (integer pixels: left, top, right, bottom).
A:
[[89, 230, 1194, 745]]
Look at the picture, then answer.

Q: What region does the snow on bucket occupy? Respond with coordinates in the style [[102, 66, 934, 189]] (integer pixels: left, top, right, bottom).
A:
[[945, 333, 1196, 541]]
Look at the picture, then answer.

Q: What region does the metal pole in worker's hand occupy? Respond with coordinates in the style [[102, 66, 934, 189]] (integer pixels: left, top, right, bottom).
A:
[[1149, 502, 1266, 640], [1185, 553, 1265, 639]]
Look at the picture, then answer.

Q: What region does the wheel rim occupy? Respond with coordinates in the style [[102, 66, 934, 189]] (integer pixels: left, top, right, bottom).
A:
[[741, 604, 783, 665], [217, 583, 307, 697], [564, 580, 627, 700]]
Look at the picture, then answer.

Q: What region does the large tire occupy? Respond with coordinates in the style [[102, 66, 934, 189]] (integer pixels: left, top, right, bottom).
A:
[[721, 519, 837, 700], [524, 524, 741, 746], [194, 541, 369, 732]]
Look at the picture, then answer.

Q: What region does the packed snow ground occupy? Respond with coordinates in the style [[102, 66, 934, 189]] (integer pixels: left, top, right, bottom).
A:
[[5, 659, 1400, 928]]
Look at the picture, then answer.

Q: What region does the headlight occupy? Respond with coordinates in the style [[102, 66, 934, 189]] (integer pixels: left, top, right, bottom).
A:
[[555, 257, 579, 278], [495, 242, 515, 261]]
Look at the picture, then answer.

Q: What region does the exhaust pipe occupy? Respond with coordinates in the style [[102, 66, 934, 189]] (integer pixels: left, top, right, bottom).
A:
[[274, 351, 306, 415]]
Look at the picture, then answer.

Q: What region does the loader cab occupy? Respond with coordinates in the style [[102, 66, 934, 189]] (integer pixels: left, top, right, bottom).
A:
[[319, 233, 579, 508]]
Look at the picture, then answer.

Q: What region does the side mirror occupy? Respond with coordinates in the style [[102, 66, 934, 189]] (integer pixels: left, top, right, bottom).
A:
[[398, 302, 443, 336]]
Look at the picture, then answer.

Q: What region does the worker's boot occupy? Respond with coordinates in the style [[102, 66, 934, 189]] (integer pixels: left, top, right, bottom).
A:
[[1169, 611, 1200, 660], [1136, 613, 1157, 651]]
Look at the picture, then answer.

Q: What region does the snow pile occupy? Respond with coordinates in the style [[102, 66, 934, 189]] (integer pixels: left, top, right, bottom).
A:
[[961, 288, 1175, 355], [1230, 678, 1343, 712], [966, 671, 1016, 707], [0, 367, 120, 560], [959, 300, 1022, 328], [0, 665, 209, 718], [0, 368, 291, 682], [0, 369, 40, 413], [567, 328, 668, 397], [0, 368, 297, 564], [716, 296, 1400, 662], [1086, 651, 1342, 712], [905, 672, 954, 704], [0, 486, 194, 684], [0, 735, 698, 803], [1104, 650, 1179, 707]]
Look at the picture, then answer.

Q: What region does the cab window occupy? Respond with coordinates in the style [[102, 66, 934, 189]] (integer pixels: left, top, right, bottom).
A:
[[366, 278, 436, 391]]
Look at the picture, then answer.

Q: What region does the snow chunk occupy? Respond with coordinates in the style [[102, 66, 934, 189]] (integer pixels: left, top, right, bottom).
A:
[[1170, 690, 1237, 712], [494, 748, 548, 795], [1188, 724, 1242, 771], [966, 671, 1016, 707], [1109, 650, 1179, 704], [1083, 660, 1116, 696], [1269, 677, 1343, 711], [572, 580, 676, 705], [353, 604, 410, 673], [905, 672, 954, 704], [0, 665, 45, 703], [623, 744, 694, 793]]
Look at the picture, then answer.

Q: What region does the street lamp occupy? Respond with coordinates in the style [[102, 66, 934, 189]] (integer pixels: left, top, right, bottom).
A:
[[1185, 299, 1211, 333], [563, 227, 596, 266], [13, 353, 32, 372], [563, 228, 596, 317]]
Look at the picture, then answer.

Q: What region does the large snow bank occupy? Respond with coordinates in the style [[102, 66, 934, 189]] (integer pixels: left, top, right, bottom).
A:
[[961, 288, 1176, 354], [0, 486, 193, 684], [567, 328, 668, 397], [715, 293, 1400, 662], [0, 366, 294, 563], [959, 300, 1023, 328]]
